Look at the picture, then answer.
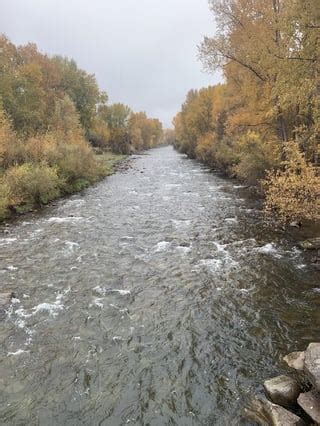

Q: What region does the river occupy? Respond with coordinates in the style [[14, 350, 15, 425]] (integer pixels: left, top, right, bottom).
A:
[[0, 146, 319, 425]]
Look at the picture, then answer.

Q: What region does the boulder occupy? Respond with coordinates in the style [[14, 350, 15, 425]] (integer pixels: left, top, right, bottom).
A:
[[284, 351, 306, 371], [297, 390, 320, 424], [304, 343, 320, 392], [263, 375, 300, 407], [298, 238, 320, 250], [244, 396, 305, 425]]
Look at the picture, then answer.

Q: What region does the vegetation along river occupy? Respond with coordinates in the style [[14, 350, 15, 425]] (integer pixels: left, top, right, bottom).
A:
[[0, 146, 319, 425]]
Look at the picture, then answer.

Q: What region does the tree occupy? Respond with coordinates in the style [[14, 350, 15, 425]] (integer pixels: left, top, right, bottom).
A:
[[53, 56, 103, 134]]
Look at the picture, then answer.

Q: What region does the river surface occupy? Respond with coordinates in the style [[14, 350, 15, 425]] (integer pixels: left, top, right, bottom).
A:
[[0, 146, 319, 425]]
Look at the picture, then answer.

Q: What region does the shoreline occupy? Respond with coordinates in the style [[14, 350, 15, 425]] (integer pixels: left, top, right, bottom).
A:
[[0, 152, 130, 227], [176, 147, 320, 269]]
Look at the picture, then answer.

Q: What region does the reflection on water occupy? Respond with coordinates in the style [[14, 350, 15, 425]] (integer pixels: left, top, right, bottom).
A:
[[0, 146, 319, 425]]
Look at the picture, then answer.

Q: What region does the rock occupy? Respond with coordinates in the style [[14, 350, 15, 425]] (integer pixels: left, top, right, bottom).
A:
[[244, 396, 305, 425], [298, 238, 320, 250], [284, 351, 306, 371], [263, 375, 301, 407], [290, 221, 302, 228], [304, 343, 320, 392], [297, 390, 320, 424]]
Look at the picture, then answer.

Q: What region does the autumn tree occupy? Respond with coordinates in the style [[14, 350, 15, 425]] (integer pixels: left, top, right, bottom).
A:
[[174, 0, 319, 221]]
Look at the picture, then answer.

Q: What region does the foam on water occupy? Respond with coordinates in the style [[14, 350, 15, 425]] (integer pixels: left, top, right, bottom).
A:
[[154, 241, 171, 252], [257, 243, 282, 258], [7, 349, 29, 356], [47, 216, 84, 224], [6, 265, 18, 271], [90, 298, 104, 309], [171, 219, 191, 228], [65, 241, 80, 250], [176, 246, 191, 255], [93, 286, 131, 296], [0, 237, 17, 246], [225, 217, 238, 223], [213, 242, 227, 252], [32, 301, 64, 316], [112, 289, 131, 296], [199, 258, 223, 272]]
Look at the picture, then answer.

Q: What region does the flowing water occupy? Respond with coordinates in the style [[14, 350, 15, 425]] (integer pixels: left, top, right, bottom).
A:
[[0, 146, 319, 425]]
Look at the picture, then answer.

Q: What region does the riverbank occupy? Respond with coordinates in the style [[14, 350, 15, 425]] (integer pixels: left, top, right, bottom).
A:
[[0, 151, 128, 224], [245, 343, 320, 425], [173, 146, 320, 270]]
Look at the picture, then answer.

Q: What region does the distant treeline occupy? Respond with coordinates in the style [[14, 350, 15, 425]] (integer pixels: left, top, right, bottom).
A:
[[173, 0, 319, 223], [0, 35, 163, 219]]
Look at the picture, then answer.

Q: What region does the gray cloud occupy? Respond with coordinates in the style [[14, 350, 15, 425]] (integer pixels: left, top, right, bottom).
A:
[[0, 0, 221, 127]]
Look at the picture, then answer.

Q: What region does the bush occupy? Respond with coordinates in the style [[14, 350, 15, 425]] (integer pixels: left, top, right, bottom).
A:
[[233, 132, 281, 184], [195, 133, 239, 172], [0, 180, 9, 220], [88, 118, 110, 149], [56, 134, 99, 185], [264, 141, 320, 222], [0, 106, 25, 168], [5, 163, 61, 211]]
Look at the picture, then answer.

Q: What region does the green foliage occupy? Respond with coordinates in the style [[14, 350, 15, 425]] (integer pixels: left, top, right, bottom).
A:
[[53, 56, 103, 134], [95, 152, 127, 176], [0, 180, 9, 220], [50, 95, 82, 134]]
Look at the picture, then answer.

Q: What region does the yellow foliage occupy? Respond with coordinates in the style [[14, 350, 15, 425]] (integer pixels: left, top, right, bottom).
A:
[[5, 163, 61, 209], [264, 142, 320, 222], [234, 132, 281, 183], [0, 106, 24, 168], [89, 118, 110, 149]]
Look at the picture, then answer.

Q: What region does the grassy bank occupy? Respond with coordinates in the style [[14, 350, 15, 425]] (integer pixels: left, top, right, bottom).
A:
[[94, 151, 127, 176], [0, 151, 127, 223]]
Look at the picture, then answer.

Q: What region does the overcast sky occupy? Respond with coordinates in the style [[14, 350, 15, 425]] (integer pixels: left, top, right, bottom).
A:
[[1, 0, 222, 127]]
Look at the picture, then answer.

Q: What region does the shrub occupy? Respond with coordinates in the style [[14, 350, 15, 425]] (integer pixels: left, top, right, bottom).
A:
[[5, 163, 61, 211], [0, 106, 25, 168], [0, 180, 9, 220], [88, 118, 110, 149], [195, 133, 239, 172], [56, 135, 99, 185], [264, 141, 320, 222], [233, 132, 281, 184]]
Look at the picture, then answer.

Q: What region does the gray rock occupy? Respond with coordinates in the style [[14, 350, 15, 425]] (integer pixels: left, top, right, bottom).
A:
[[264, 375, 301, 407], [290, 221, 301, 228], [297, 390, 320, 424], [244, 396, 305, 425], [304, 343, 320, 392], [284, 351, 306, 371], [298, 238, 320, 250]]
